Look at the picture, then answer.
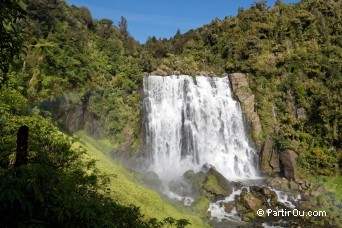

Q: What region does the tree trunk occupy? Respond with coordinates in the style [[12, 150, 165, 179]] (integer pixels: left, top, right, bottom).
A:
[[14, 125, 29, 167]]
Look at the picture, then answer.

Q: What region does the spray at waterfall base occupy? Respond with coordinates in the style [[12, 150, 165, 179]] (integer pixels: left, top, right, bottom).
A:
[[140, 75, 310, 225]]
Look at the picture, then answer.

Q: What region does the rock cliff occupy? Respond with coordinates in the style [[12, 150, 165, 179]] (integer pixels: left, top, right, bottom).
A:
[[228, 73, 262, 145]]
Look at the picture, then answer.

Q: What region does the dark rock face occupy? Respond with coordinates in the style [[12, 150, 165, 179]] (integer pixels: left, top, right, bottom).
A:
[[228, 73, 262, 144], [260, 137, 281, 175], [40, 96, 105, 139], [280, 149, 298, 180], [260, 137, 272, 174]]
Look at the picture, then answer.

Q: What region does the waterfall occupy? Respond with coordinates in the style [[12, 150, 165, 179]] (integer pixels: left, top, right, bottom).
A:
[[143, 75, 259, 182]]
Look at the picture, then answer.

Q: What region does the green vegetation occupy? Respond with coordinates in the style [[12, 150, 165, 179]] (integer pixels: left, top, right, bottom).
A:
[[143, 0, 342, 176], [74, 131, 207, 227], [0, 0, 196, 227], [1, 0, 341, 226]]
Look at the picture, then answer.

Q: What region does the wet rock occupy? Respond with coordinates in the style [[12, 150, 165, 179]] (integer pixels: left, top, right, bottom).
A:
[[182, 169, 206, 196], [236, 202, 247, 213], [231, 181, 242, 190], [276, 201, 285, 208], [234, 194, 240, 203], [241, 212, 257, 222], [250, 186, 262, 193], [264, 177, 289, 191], [269, 191, 278, 206], [241, 192, 263, 213], [200, 163, 211, 172], [280, 149, 298, 180], [224, 202, 234, 213], [261, 187, 271, 196], [202, 167, 233, 198], [168, 180, 191, 196]]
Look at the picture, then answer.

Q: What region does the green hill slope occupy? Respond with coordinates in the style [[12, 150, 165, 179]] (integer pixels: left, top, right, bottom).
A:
[[74, 131, 208, 228]]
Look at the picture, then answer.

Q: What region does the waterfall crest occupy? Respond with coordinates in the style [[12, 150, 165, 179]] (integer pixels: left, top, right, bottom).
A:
[[143, 75, 259, 181]]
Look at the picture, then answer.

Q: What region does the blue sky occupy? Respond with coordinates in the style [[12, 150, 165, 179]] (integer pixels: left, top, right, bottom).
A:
[[66, 0, 300, 43]]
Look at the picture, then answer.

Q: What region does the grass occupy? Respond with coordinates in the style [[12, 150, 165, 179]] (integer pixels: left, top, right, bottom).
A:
[[306, 174, 342, 203], [73, 131, 208, 227]]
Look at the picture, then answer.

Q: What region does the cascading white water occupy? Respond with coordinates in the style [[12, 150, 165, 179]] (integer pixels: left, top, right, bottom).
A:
[[143, 75, 259, 182]]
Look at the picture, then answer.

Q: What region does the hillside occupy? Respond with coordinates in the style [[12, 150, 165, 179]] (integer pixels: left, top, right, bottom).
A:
[[143, 0, 342, 176], [0, 0, 341, 227]]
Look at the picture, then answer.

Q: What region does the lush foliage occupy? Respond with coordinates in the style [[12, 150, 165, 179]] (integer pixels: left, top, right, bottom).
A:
[[0, 0, 26, 85], [1, 0, 341, 226], [6, 0, 145, 153], [0, 0, 192, 227], [0, 112, 192, 227], [143, 0, 342, 175]]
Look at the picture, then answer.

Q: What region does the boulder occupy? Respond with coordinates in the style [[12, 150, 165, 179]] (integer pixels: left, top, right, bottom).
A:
[[168, 180, 191, 196], [182, 169, 206, 196], [142, 171, 162, 191], [224, 202, 234, 213], [191, 196, 211, 216], [241, 192, 263, 213], [280, 149, 298, 180], [202, 168, 233, 198], [236, 202, 247, 213], [261, 187, 271, 196], [264, 177, 290, 191]]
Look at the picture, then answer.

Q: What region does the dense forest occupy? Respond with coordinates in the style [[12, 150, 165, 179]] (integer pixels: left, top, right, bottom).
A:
[[145, 0, 341, 176], [0, 0, 341, 226]]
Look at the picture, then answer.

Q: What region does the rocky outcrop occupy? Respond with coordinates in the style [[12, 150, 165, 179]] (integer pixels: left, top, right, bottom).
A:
[[202, 167, 233, 198], [280, 149, 298, 180], [39, 96, 105, 139], [260, 137, 280, 175], [228, 73, 262, 144], [235, 186, 280, 222], [182, 166, 233, 201]]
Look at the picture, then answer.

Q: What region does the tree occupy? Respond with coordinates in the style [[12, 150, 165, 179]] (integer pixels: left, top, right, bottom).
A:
[[0, 0, 26, 86], [118, 16, 129, 40], [275, 0, 282, 6], [254, 0, 267, 10], [238, 6, 244, 15]]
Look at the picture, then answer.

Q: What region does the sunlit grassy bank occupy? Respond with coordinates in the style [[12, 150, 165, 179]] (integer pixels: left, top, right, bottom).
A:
[[73, 131, 208, 227]]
